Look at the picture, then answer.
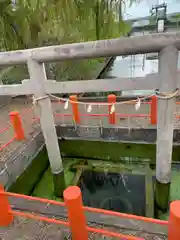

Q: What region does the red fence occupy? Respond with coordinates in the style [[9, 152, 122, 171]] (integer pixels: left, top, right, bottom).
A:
[[1, 94, 180, 153], [1, 96, 180, 239], [1, 184, 179, 240], [53, 94, 180, 125], [0, 112, 25, 152], [67, 94, 158, 125], [1, 185, 180, 239]]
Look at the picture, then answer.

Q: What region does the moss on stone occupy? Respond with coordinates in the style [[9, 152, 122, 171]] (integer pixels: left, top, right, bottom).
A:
[[8, 148, 49, 195], [32, 165, 76, 201], [60, 140, 180, 164], [158, 170, 180, 220], [155, 180, 170, 212]]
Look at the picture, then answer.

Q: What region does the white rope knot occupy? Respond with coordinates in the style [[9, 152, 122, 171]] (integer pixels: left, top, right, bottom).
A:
[[32, 95, 49, 105]]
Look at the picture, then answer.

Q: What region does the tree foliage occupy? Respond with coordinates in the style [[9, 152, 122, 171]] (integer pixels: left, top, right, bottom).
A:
[[0, 0, 132, 83]]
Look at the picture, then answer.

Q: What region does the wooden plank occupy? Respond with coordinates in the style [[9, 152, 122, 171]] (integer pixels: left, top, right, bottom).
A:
[[0, 32, 180, 65], [45, 74, 159, 93], [27, 59, 65, 196], [72, 168, 83, 185], [1, 70, 180, 96], [0, 84, 32, 96], [13, 33, 180, 62], [155, 45, 179, 211], [0, 74, 159, 96]]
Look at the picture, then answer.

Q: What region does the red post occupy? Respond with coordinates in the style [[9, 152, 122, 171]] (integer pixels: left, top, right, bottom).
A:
[[63, 186, 88, 240], [70, 95, 80, 124], [9, 111, 25, 140], [168, 200, 180, 239], [0, 185, 13, 226], [150, 96, 157, 125], [108, 94, 116, 124]]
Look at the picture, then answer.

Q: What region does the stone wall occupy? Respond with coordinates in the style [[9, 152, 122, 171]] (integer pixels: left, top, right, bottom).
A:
[[0, 131, 44, 189]]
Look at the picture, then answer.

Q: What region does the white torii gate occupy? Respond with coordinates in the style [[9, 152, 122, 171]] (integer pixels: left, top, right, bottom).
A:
[[0, 32, 179, 207]]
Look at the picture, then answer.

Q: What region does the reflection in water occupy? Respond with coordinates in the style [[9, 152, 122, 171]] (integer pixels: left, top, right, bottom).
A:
[[80, 171, 146, 216]]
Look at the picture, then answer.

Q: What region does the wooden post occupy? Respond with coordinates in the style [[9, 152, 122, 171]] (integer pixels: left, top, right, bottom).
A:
[[9, 111, 25, 140], [0, 185, 13, 226], [155, 46, 178, 212], [168, 200, 180, 239], [108, 94, 116, 124], [64, 186, 88, 240], [27, 59, 65, 197], [70, 95, 80, 124], [150, 96, 157, 125]]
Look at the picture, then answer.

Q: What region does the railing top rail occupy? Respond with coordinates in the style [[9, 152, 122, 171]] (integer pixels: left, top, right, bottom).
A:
[[1, 32, 180, 66], [1, 190, 168, 226]]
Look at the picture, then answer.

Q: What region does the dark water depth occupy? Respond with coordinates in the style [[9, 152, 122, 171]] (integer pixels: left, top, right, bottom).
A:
[[80, 171, 146, 216]]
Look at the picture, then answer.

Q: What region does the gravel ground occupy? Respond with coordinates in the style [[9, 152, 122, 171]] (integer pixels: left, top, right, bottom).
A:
[[0, 215, 168, 240]]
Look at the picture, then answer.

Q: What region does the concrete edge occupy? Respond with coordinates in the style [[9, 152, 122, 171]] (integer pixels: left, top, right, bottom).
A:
[[0, 131, 44, 189]]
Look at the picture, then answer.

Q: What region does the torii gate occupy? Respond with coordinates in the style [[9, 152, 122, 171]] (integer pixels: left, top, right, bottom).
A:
[[0, 32, 179, 212]]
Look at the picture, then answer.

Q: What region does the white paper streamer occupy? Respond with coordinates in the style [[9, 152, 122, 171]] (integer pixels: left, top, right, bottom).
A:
[[110, 104, 115, 114], [87, 104, 92, 113], [64, 100, 69, 110], [135, 98, 141, 111]]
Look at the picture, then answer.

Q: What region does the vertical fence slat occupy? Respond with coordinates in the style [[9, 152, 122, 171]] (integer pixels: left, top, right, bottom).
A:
[[64, 186, 88, 240], [168, 201, 180, 240], [70, 95, 80, 124], [108, 94, 116, 125], [9, 111, 25, 140], [0, 185, 13, 226], [150, 96, 157, 125]]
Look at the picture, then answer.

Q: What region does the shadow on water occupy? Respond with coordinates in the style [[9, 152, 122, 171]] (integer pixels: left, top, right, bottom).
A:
[[79, 171, 146, 216]]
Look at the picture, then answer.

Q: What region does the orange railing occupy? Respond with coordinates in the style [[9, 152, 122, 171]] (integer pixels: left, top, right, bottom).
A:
[[59, 94, 157, 125], [0, 112, 25, 152], [1, 94, 180, 152], [0, 184, 180, 239], [53, 94, 180, 125], [9, 112, 25, 141]]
